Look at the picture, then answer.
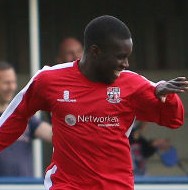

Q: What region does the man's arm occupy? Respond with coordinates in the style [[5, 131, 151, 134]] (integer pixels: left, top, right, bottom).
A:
[[131, 76, 188, 128], [0, 69, 50, 151], [29, 116, 52, 143], [34, 122, 52, 143]]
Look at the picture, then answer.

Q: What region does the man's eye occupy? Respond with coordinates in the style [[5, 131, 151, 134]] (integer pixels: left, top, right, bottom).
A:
[[117, 55, 127, 60]]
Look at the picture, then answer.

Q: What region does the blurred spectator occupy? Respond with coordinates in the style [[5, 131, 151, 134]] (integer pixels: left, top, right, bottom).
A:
[[129, 121, 170, 175], [0, 62, 52, 177], [56, 37, 83, 63]]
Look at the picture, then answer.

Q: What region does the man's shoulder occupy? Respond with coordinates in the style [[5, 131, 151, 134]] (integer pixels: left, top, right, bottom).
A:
[[119, 70, 155, 89], [41, 62, 74, 74], [35, 62, 75, 81], [120, 70, 144, 82]]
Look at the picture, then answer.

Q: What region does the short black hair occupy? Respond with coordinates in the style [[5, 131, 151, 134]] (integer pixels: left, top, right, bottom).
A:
[[84, 15, 131, 51], [0, 61, 14, 71]]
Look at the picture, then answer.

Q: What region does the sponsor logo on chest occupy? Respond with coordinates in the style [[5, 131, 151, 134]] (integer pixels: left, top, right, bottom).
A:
[[65, 114, 120, 127]]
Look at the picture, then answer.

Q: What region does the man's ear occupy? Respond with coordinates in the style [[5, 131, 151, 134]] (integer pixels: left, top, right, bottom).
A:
[[88, 45, 101, 57]]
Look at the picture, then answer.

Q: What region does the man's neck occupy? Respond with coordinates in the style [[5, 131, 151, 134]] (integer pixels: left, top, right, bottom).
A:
[[79, 58, 99, 83]]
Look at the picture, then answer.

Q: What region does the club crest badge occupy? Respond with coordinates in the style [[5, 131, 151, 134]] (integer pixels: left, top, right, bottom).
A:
[[106, 87, 121, 103]]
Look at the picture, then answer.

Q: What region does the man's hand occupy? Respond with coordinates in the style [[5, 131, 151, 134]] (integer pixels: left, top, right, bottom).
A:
[[156, 77, 188, 102]]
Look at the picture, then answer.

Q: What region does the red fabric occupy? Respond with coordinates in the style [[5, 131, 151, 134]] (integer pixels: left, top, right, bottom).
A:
[[0, 60, 184, 190]]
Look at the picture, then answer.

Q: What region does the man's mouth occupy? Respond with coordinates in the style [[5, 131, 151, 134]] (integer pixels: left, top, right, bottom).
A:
[[114, 69, 124, 77], [114, 70, 121, 77]]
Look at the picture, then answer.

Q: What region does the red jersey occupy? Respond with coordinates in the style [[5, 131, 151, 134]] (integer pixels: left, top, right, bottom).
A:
[[0, 60, 184, 190]]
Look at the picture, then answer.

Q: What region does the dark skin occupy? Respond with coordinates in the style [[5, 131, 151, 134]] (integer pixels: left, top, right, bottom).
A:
[[156, 77, 188, 102], [79, 37, 132, 84], [79, 37, 188, 99]]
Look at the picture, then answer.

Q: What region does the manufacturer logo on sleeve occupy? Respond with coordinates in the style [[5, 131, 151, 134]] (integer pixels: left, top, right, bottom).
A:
[[106, 87, 121, 103], [57, 90, 76, 102]]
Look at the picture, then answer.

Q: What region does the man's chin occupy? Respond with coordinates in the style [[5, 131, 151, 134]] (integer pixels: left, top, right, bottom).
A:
[[103, 76, 118, 84]]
